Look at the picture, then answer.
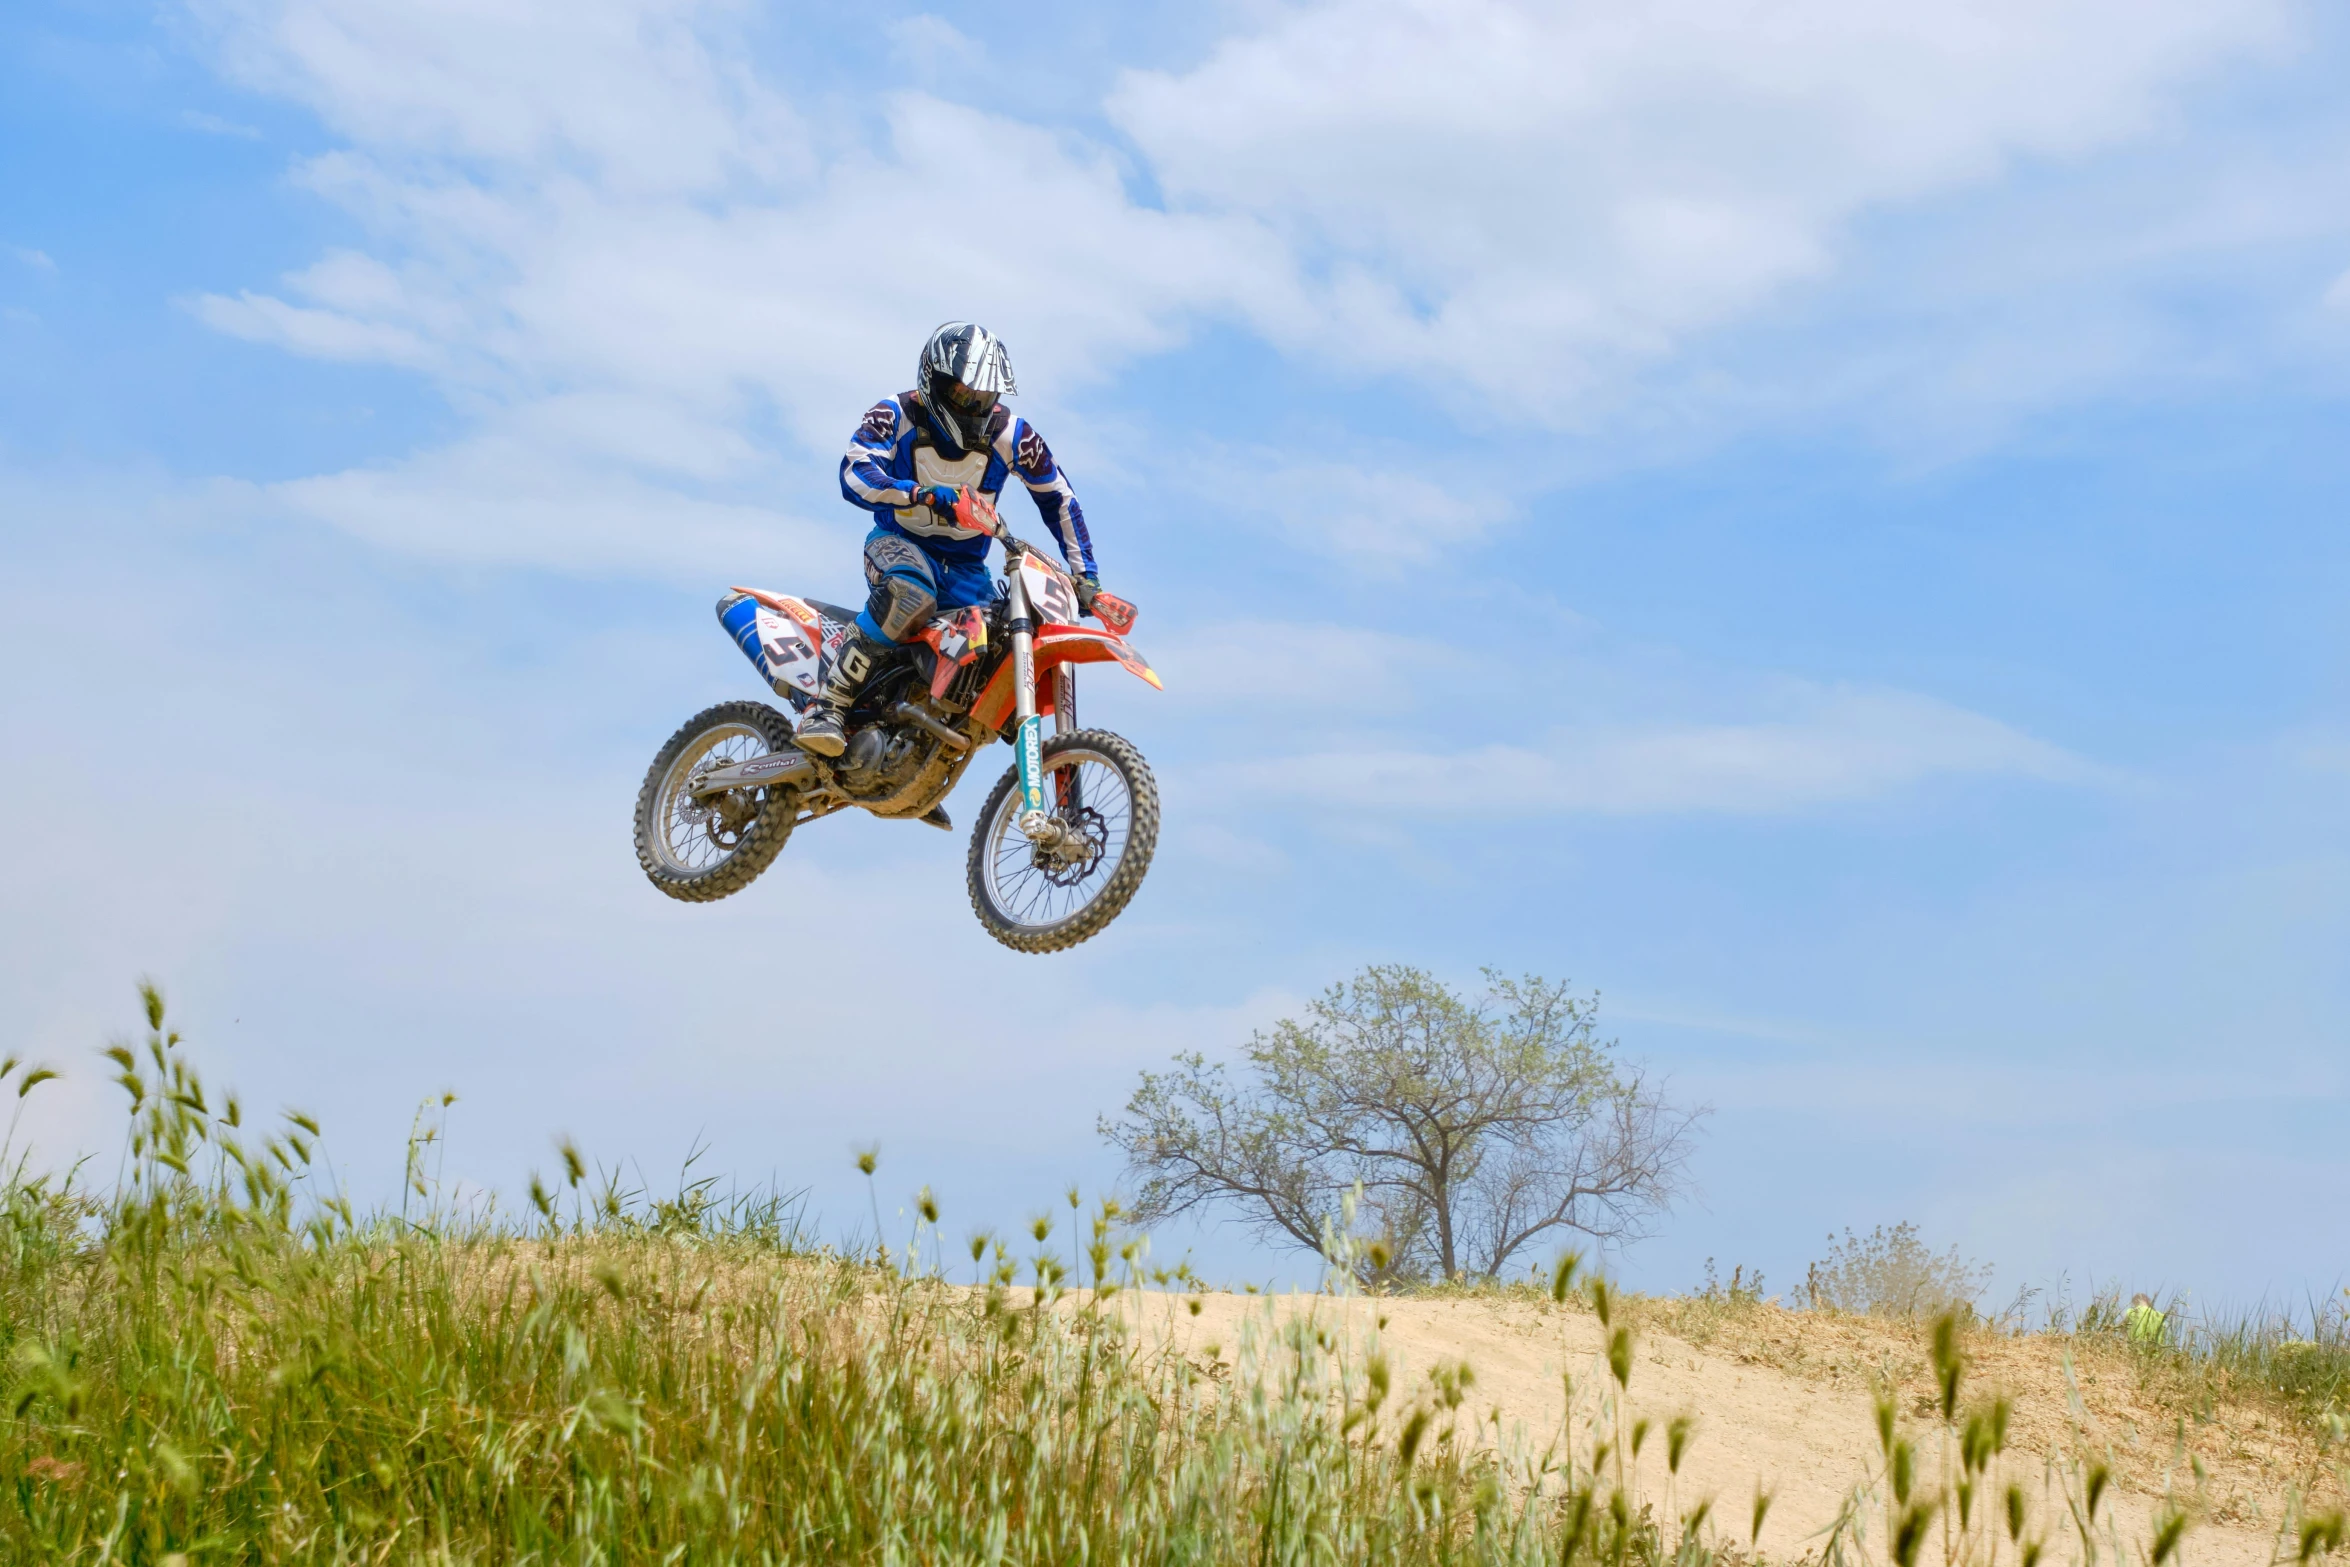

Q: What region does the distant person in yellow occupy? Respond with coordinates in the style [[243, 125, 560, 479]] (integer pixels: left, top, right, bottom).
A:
[[2124, 1292, 2167, 1346]]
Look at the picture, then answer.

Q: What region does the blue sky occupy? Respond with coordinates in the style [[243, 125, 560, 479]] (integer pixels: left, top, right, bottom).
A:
[[4, 0, 2346, 1309]]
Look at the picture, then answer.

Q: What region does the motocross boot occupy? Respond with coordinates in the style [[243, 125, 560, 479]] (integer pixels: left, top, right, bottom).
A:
[[793, 625, 888, 758]]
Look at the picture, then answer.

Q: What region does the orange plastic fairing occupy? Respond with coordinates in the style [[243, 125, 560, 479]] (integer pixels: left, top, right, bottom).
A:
[[971, 625, 1163, 730]]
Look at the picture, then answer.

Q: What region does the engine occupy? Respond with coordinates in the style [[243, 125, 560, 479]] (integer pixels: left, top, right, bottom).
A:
[[841, 721, 921, 786]]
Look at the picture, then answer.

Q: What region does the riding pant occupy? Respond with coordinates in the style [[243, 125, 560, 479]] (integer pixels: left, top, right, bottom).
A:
[[857, 527, 996, 644]]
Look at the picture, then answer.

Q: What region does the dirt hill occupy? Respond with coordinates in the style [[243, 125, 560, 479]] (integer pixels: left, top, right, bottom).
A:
[[1118, 1286, 2344, 1567]]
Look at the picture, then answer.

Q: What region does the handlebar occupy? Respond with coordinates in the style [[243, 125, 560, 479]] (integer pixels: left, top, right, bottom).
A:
[[957, 485, 1134, 631]]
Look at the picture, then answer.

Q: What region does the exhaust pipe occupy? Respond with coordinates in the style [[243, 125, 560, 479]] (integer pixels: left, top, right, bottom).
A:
[[887, 702, 971, 754]]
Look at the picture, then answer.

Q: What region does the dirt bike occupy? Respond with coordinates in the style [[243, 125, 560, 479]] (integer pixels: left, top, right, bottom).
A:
[[632, 495, 1162, 953]]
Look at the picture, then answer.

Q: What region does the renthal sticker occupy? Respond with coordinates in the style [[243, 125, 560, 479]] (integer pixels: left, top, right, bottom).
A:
[[856, 401, 897, 445], [733, 753, 804, 780]]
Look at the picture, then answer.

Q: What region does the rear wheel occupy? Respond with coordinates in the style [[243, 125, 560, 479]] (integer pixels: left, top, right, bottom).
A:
[[967, 729, 1159, 953], [634, 701, 799, 903]]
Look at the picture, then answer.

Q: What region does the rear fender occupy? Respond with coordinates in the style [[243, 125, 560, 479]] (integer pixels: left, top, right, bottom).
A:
[[719, 587, 848, 708], [971, 624, 1162, 731]]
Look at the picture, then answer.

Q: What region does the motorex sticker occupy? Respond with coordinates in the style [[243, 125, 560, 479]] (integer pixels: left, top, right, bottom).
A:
[[1019, 715, 1044, 814]]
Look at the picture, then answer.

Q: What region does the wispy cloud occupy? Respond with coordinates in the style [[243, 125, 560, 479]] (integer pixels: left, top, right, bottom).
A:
[[181, 108, 263, 139], [1152, 619, 1473, 718], [1170, 446, 1504, 567], [1109, 0, 2302, 421], [2287, 727, 2350, 776], [170, 0, 2344, 581], [264, 429, 830, 579], [887, 15, 985, 80], [10, 246, 57, 273], [1152, 612, 2090, 818], [1204, 686, 2088, 817], [192, 289, 441, 369]]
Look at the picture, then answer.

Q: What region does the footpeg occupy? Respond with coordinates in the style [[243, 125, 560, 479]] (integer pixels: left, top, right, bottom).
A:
[[918, 805, 952, 831]]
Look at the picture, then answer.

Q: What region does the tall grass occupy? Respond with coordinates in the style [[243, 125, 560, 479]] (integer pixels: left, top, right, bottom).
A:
[[2045, 1282, 2350, 1438], [1, 991, 1674, 1564], [4, 991, 2342, 1565]]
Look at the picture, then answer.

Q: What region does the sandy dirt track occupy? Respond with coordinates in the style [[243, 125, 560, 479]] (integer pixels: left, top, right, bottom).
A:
[[1094, 1288, 2341, 1567]]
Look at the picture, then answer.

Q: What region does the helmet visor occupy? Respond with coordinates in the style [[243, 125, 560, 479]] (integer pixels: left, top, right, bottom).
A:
[[939, 379, 998, 420]]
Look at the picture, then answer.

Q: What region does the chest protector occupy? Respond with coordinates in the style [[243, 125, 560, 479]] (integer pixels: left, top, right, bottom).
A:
[[895, 394, 1012, 541]]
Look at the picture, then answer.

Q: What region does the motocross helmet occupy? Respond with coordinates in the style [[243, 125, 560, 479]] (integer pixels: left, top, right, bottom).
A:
[[917, 321, 1017, 453]]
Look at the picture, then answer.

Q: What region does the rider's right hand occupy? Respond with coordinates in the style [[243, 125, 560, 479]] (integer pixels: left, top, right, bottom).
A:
[[914, 483, 959, 514]]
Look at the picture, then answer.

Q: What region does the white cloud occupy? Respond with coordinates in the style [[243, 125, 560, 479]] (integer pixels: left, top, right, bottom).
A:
[[10, 246, 57, 272], [194, 0, 812, 196], [177, 1, 1288, 569], [1110, 0, 2300, 420], [181, 108, 264, 138], [190, 2, 1270, 423], [1206, 685, 2086, 816], [2325, 267, 2350, 313], [1153, 618, 1477, 718], [194, 288, 443, 368], [888, 15, 985, 81], [1176, 447, 1503, 565], [2286, 728, 2350, 776], [177, 0, 2336, 577], [265, 427, 828, 579], [1152, 615, 2087, 816]]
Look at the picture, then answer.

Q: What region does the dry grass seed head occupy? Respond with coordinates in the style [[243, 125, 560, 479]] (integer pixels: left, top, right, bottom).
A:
[[1667, 1413, 1693, 1474]]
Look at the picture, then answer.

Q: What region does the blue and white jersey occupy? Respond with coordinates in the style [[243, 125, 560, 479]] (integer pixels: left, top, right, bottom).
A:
[[838, 392, 1098, 578]]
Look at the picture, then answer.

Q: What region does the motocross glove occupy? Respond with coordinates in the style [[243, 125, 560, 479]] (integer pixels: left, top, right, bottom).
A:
[[1074, 575, 1103, 617], [914, 483, 960, 514]]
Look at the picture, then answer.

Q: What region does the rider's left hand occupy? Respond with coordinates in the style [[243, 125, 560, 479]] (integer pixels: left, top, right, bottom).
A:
[[1074, 575, 1103, 617]]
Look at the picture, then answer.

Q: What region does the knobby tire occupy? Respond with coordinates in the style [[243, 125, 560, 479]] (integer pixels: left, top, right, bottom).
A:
[[965, 728, 1159, 954], [633, 700, 800, 903]]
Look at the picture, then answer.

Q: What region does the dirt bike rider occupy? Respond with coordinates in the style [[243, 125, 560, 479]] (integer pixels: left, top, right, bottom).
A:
[[792, 321, 1102, 760]]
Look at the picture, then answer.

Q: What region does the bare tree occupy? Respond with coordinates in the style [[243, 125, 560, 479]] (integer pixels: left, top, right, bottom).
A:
[[1099, 965, 1704, 1283]]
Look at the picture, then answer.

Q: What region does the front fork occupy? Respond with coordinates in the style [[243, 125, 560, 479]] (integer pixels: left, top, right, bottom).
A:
[[1008, 567, 1081, 844]]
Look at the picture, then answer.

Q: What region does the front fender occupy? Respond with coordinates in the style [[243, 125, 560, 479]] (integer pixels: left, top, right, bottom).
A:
[[971, 623, 1162, 731]]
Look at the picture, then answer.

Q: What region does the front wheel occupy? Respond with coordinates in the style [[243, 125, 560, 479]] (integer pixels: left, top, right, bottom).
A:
[[967, 729, 1159, 953], [634, 701, 799, 903]]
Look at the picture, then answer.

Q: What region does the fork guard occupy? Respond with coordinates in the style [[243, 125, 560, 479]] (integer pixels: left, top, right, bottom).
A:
[[971, 625, 1162, 732]]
